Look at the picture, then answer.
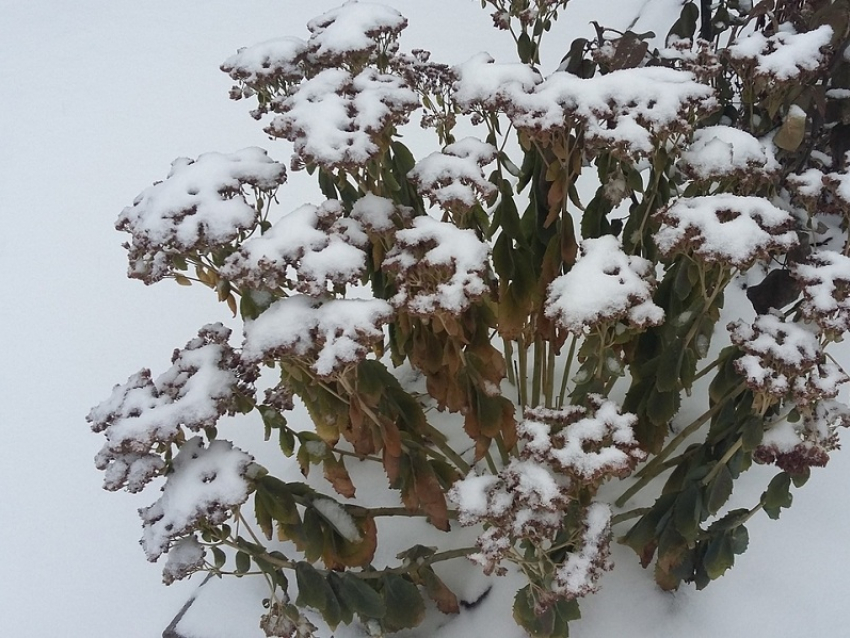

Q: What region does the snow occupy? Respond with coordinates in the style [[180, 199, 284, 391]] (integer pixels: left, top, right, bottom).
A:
[[6, 0, 850, 637], [680, 125, 778, 181], [408, 136, 497, 210], [654, 194, 798, 267], [455, 59, 716, 158], [546, 235, 664, 332], [312, 498, 362, 543], [728, 24, 833, 80], [116, 148, 287, 283], [384, 215, 491, 315], [268, 67, 415, 168], [306, 1, 408, 62], [140, 436, 254, 560], [241, 295, 393, 376], [222, 200, 368, 295]]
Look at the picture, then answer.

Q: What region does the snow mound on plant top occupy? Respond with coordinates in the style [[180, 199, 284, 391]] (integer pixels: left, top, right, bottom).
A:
[[545, 235, 664, 332]]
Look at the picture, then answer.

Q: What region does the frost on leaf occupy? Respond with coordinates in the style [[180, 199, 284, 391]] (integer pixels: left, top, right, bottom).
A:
[[729, 313, 847, 402], [728, 24, 833, 82], [305, 0, 407, 64], [241, 295, 392, 377], [266, 67, 418, 169], [222, 200, 368, 294], [793, 250, 850, 335], [545, 235, 664, 333], [162, 534, 206, 585], [679, 125, 778, 188], [654, 194, 797, 268], [88, 324, 253, 493], [455, 57, 716, 159], [116, 148, 286, 284], [408, 137, 497, 211], [383, 215, 490, 315], [140, 437, 254, 561]]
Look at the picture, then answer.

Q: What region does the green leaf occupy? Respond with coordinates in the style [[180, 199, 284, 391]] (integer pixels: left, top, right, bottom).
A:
[[673, 482, 702, 541], [703, 533, 735, 580], [335, 572, 386, 619], [295, 562, 343, 628], [761, 472, 793, 519], [741, 415, 764, 452], [235, 551, 251, 575], [254, 489, 274, 540], [211, 546, 226, 569], [381, 574, 426, 632], [705, 465, 733, 515], [512, 585, 556, 638]]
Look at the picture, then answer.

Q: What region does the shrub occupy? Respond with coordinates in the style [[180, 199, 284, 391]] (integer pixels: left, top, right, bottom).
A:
[[90, 1, 850, 636]]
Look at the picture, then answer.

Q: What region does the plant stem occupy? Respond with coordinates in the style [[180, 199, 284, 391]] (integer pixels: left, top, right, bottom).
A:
[[532, 336, 543, 407], [518, 334, 529, 409], [503, 337, 516, 386], [545, 340, 556, 408], [611, 507, 652, 525], [702, 437, 743, 486], [558, 333, 578, 408]]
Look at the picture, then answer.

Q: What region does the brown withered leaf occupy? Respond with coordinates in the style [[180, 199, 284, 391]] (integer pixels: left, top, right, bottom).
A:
[[323, 512, 378, 569], [323, 454, 356, 498], [402, 453, 450, 531], [419, 566, 460, 614]]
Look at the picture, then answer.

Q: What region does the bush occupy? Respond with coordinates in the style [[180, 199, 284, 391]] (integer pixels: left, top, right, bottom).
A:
[[90, 1, 850, 636]]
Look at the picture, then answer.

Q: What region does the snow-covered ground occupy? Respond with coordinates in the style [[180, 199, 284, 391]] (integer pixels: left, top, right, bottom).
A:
[[2, 1, 848, 636]]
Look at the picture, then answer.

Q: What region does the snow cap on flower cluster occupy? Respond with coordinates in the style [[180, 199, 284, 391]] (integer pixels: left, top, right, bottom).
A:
[[448, 396, 641, 578], [454, 56, 716, 159], [266, 67, 418, 169], [728, 24, 833, 81], [140, 437, 254, 561], [88, 324, 253, 493], [729, 313, 848, 402], [520, 395, 646, 481], [654, 194, 798, 267], [793, 250, 850, 335], [350, 192, 412, 234], [383, 215, 490, 315], [545, 235, 664, 333], [116, 148, 286, 284], [306, 1, 407, 63], [221, 36, 308, 88], [448, 459, 569, 575], [221, 200, 368, 294], [162, 535, 206, 585], [553, 502, 613, 600], [407, 137, 497, 211], [755, 399, 850, 474], [679, 125, 778, 187], [241, 295, 392, 377]]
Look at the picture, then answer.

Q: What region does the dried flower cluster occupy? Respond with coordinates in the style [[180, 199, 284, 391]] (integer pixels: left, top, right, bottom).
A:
[[545, 235, 664, 333], [449, 396, 643, 596], [729, 313, 847, 402], [793, 250, 850, 336], [222, 200, 369, 295], [654, 195, 798, 268], [116, 148, 287, 283], [87, 324, 254, 493]]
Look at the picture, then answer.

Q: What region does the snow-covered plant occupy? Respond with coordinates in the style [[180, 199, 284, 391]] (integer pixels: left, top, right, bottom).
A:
[[91, 1, 850, 636]]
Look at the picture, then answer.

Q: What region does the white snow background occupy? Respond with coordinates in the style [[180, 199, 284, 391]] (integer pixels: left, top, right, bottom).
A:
[[1, 0, 849, 635]]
